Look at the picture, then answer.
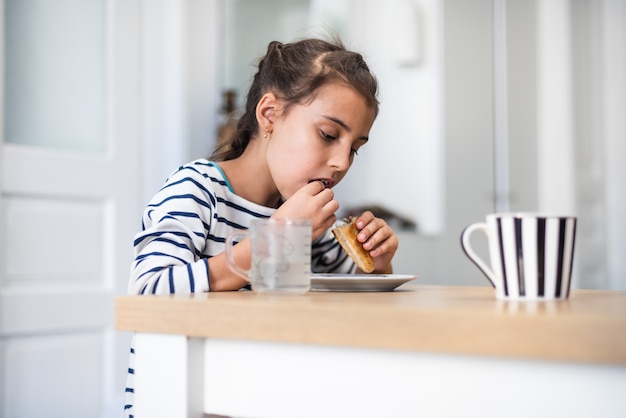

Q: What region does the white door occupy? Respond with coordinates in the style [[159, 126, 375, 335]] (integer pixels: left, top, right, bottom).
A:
[[0, 1, 142, 416]]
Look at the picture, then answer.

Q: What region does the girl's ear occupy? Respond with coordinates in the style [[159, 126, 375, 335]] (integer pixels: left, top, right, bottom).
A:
[[256, 92, 279, 133]]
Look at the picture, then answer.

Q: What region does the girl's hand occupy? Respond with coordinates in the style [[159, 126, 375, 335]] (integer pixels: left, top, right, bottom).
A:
[[272, 181, 338, 240], [353, 211, 398, 274]]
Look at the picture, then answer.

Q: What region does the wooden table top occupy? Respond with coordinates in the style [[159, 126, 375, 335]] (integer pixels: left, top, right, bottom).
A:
[[115, 284, 626, 365]]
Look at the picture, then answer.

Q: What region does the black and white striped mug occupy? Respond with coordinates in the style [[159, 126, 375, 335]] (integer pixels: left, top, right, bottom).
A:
[[461, 213, 577, 300]]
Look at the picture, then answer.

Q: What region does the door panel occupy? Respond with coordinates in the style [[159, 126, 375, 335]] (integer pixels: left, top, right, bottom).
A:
[[4, 0, 106, 152], [4, 333, 104, 417], [4, 195, 106, 281], [1, 144, 115, 197], [1, 1, 142, 416]]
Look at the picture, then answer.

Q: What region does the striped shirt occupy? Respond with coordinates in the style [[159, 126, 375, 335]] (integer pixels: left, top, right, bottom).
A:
[[125, 159, 355, 415]]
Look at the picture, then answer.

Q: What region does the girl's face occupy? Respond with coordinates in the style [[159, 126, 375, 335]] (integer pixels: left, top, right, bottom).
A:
[[266, 83, 376, 200]]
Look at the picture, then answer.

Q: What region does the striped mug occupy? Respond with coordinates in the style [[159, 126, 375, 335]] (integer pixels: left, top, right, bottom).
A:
[[461, 213, 577, 300]]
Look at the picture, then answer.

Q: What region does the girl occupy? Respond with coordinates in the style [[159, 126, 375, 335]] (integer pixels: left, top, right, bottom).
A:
[[125, 37, 398, 415], [130, 38, 398, 295]]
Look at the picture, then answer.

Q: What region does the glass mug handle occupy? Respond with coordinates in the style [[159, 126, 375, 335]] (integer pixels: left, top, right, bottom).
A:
[[225, 231, 250, 280], [460, 222, 498, 288]]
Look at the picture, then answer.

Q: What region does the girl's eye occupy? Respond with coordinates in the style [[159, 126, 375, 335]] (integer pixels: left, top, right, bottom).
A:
[[320, 130, 359, 156], [321, 130, 336, 141]]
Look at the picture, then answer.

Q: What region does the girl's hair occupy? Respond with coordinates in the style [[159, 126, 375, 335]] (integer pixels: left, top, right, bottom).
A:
[[210, 37, 379, 161]]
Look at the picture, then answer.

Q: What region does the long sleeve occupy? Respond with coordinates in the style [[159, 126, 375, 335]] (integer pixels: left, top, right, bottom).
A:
[[312, 229, 357, 274], [129, 166, 216, 295], [128, 159, 355, 295]]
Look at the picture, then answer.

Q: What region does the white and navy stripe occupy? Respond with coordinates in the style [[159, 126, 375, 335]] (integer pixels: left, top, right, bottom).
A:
[[124, 159, 355, 416], [129, 160, 354, 295], [494, 215, 577, 299]]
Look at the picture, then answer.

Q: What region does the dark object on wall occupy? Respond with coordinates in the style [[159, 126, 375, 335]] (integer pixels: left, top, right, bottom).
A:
[[343, 204, 418, 232]]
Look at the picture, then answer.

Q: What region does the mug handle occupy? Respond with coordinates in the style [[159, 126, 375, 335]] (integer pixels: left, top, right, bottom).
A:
[[225, 231, 250, 280], [460, 223, 498, 288]]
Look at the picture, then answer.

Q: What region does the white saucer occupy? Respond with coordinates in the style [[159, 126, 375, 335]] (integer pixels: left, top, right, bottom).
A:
[[310, 273, 417, 292]]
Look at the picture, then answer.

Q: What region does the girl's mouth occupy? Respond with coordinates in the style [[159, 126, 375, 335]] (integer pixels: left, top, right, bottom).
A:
[[309, 179, 333, 188]]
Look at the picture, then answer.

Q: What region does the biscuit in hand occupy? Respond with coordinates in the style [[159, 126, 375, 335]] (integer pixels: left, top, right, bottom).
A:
[[332, 217, 375, 273]]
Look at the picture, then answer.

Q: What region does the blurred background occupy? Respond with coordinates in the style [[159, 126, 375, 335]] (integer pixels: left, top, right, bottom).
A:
[[0, 0, 624, 416]]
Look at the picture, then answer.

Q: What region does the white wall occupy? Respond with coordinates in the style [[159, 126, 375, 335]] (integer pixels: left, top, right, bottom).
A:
[[534, 0, 626, 290], [390, 0, 496, 285], [332, 0, 445, 236], [140, 0, 221, 205], [602, 0, 626, 290]]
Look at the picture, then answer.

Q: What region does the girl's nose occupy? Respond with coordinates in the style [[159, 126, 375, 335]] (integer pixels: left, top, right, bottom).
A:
[[329, 147, 352, 172]]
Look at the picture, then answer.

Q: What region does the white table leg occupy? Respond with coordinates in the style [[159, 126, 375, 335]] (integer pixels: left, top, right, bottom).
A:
[[134, 333, 204, 418]]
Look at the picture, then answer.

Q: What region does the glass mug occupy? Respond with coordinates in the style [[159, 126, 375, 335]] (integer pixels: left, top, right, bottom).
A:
[[225, 218, 312, 293], [461, 213, 577, 300]]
